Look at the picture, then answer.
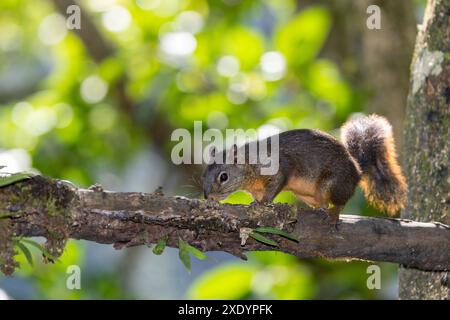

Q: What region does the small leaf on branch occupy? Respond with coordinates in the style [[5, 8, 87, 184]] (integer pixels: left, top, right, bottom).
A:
[[178, 238, 191, 272], [152, 236, 168, 255], [254, 227, 299, 242], [0, 212, 19, 220], [0, 172, 34, 188], [249, 231, 279, 247], [18, 238, 59, 262], [178, 238, 207, 272], [14, 240, 34, 267]]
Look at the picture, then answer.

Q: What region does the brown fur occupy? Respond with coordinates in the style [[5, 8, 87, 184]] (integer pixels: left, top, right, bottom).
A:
[[284, 176, 324, 208], [243, 178, 267, 202], [341, 115, 407, 216], [202, 114, 407, 222]]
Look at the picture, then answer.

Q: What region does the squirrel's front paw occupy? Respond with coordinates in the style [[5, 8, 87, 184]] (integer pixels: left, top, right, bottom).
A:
[[317, 208, 340, 231], [325, 213, 340, 232]]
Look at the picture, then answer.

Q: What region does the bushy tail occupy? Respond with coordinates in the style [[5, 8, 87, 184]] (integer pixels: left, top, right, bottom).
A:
[[341, 114, 407, 216]]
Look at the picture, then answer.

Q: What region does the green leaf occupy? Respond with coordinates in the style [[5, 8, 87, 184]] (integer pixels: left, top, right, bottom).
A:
[[19, 238, 59, 262], [14, 240, 34, 267], [249, 231, 279, 247], [178, 238, 191, 272], [275, 6, 331, 67], [178, 238, 207, 272], [305, 60, 352, 117], [222, 26, 264, 70], [152, 236, 168, 255], [183, 242, 206, 261], [254, 227, 299, 242], [189, 247, 207, 260], [0, 212, 18, 220], [0, 172, 34, 188], [179, 238, 206, 260]]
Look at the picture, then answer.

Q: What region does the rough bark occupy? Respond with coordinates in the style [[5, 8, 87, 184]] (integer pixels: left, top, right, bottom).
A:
[[398, 0, 450, 300], [0, 176, 449, 276]]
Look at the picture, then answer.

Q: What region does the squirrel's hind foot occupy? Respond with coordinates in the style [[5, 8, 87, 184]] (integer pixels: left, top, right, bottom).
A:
[[322, 205, 342, 232]]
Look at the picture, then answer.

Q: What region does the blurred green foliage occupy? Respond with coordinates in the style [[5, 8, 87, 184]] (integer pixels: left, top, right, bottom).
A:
[[0, 0, 404, 299], [189, 252, 396, 300], [188, 252, 315, 299]]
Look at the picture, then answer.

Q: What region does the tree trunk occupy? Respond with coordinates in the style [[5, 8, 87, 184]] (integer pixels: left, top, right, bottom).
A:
[[398, 0, 450, 300]]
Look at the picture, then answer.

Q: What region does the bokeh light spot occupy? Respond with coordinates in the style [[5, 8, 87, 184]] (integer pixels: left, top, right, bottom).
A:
[[102, 6, 132, 32], [217, 56, 240, 78], [12, 102, 57, 136], [160, 31, 197, 57], [136, 0, 161, 10], [207, 111, 229, 129], [174, 11, 204, 34], [0, 149, 32, 173], [80, 75, 108, 104], [38, 14, 67, 45], [260, 51, 286, 81], [257, 124, 281, 140]]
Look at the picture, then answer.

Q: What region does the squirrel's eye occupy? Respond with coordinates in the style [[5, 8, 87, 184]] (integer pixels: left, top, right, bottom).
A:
[[219, 172, 228, 183]]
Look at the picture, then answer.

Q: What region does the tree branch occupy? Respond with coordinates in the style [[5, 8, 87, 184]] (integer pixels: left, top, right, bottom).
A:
[[1, 176, 449, 274]]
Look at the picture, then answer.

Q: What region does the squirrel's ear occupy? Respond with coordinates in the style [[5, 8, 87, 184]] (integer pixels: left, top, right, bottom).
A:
[[229, 144, 238, 164], [209, 146, 216, 158], [207, 146, 217, 164]]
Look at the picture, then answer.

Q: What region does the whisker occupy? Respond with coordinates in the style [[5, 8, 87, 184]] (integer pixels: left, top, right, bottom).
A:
[[191, 174, 202, 188]]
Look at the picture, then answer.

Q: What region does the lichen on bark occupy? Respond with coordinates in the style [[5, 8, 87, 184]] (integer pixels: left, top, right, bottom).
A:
[[0, 219, 18, 275], [0, 176, 74, 274], [399, 0, 450, 300]]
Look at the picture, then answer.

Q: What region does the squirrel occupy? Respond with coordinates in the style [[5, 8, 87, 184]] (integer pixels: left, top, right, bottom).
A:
[[202, 114, 408, 225]]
